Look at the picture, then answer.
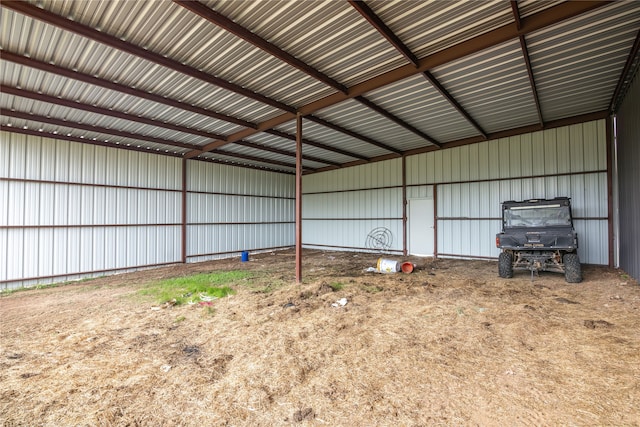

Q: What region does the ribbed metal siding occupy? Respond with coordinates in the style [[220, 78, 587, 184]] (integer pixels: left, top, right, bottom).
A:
[[616, 69, 640, 281], [0, 131, 183, 289], [406, 120, 609, 264], [302, 160, 403, 252], [186, 160, 294, 262]]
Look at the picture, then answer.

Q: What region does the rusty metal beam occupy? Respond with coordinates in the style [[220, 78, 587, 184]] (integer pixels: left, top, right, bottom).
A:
[[174, 0, 347, 94], [421, 71, 488, 139], [1, 50, 257, 129], [511, 1, 544, 128], [295, 113, 303, 284], [348, 0, 419, 67], [1, 85, 227, 141], [1, 0, 294, 114]]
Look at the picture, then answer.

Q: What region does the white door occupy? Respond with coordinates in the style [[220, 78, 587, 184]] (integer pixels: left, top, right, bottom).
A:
[[408, 198, 434, 256]]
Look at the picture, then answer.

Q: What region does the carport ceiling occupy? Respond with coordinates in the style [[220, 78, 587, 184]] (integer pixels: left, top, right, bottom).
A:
[[1, 1, 639, 174]]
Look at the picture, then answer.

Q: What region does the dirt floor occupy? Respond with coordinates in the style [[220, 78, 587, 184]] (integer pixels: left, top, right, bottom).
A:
[[1, 249, 639, 427]]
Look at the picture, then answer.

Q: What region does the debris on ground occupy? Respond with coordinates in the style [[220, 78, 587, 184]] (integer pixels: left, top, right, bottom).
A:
[[331, 298, 348, 307]]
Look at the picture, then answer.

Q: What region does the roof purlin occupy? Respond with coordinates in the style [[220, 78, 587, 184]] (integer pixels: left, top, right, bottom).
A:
[[511, 1, 544, 128], [187, 0, 609, 158]]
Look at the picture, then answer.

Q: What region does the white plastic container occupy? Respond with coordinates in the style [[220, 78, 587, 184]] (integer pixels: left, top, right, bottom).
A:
[[376, 258, 400, 273]]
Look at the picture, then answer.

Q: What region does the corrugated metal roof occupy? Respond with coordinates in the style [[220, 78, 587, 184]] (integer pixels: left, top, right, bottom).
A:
[[363, 74, 479, 143], [1, 0, 638, 173], [367, 0, 513, 58], [431, 39, 540, 133], [527, 1, 640, 121]]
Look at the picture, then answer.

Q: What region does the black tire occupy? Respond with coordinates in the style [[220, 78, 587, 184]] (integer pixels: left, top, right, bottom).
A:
[[498, 252, 513, 278], [563, 253, 582, 283]]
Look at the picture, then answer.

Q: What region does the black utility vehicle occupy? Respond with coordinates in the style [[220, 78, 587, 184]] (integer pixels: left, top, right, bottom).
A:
[[496, 197, 582, 283]]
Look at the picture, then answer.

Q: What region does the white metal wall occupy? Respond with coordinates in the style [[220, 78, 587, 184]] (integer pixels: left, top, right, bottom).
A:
[[303, 159, 404, 253], [0, 132, 296, 289], [304, 120, 609, 264], [407, 120, 609, 264], [0, 131, 183, 289], [186, 160, 294, 263]]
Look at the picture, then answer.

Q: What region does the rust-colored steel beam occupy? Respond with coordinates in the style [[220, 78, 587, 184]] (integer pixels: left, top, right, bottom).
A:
[[306, 115, 403, 154], [174, 0, 347, 95], [295, 113, 303, 284], [233, 140, 342, 167], [265, 129, 370, 161], [348, 0, 419, 67], [1, 85, 227, 141], [609, 28, 640, 113], [511, 1, 544, 128], [181, 158, 188, 264], [1, 0, 294, 114], [354, 96, 441, 146], [421, 71, 488, 139], [1, 50, 257, 129]]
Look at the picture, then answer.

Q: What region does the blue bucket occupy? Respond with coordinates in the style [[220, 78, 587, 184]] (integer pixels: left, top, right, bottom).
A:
[[241, 251, 249, 262]]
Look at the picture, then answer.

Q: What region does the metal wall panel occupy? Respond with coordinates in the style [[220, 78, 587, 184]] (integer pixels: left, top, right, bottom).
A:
[[616, 69, 640, 281], [185, 160, 294, 262], [302, 159, 403, 252], [0, 131, 183, 289], [308, 120, 609, 264]]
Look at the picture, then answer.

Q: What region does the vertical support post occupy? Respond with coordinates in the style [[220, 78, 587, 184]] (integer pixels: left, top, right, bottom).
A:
[[295, 113, 303, 283], [606, 115, 614, 268], [402, 155, 407, 256], [433, 184, 438, 259], [181, 157, 188, 264]]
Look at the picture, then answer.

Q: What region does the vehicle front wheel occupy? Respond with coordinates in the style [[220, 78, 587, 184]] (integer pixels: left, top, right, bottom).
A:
[[498, 252, 513, 278], [563, 252, 582, 283]]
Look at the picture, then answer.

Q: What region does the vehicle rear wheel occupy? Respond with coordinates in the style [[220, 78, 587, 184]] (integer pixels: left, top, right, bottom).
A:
[[563, 253, 582, 283], [498, 252, 513, 278]]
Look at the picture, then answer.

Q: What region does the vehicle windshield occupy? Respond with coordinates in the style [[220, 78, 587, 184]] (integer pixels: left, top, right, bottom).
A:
[[504, 204, 571, 228]]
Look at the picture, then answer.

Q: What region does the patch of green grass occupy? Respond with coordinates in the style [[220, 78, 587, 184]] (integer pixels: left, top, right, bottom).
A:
[[329, 282, 345, 291], [175, 315, 186, 323], [138, 271, 251, 305]]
